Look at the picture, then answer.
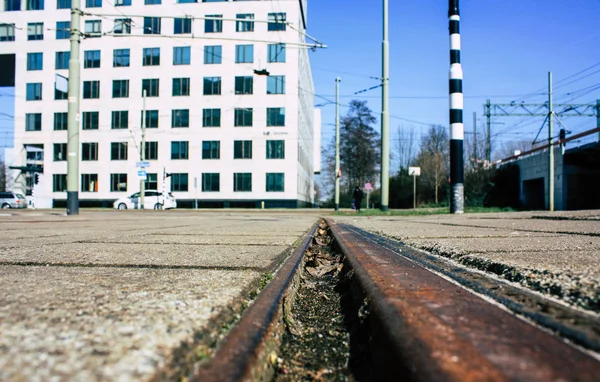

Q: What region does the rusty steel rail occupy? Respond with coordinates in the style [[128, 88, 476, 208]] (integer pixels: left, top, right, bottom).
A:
[[326, 219, 600, 382], [191, 222, 318, 382]]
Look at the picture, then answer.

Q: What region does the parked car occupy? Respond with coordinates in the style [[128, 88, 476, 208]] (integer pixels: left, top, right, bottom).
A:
[[113, 190, 177, 210], [0, 192, 28, 209]]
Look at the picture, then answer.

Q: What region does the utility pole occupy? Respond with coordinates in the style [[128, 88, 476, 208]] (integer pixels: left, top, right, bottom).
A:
[[473, 111, 477, 165], [548, 72, 554, 212], [66, 0, 81, 215], [380, 0, 390, 211], [140, 89, 146, 210], [484, 100, 491, 164], [596, 99, 600, 141], [448, 0, 464, 213], [334, 77, 341, 211]]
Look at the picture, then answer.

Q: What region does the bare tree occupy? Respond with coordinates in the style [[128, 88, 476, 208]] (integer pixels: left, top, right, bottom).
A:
[[464, 130, 487, 170], [415, 125, 449, 204], [395, 124, 417, 171], [498, 140, 534, 159]]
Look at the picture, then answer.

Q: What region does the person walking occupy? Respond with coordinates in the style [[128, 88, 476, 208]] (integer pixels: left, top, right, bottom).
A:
[[353, 186, 364, 212]]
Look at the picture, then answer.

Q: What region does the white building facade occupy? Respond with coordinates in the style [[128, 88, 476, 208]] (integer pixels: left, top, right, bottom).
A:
[[0, 0, 319, 208]]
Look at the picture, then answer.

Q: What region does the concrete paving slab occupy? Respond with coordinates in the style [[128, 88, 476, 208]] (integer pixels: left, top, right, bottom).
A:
[[332, 212, 600, 311], [78, 234, 303, 246], [0, 265, 259, 381], [406, 236, 600, 254], [0, 243, 288, 269]]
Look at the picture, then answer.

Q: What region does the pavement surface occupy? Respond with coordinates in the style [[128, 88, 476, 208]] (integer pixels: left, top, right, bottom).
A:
[[1, 209, 599, 380], [0, 210, 319, 381], [332, 209, 600, 312]]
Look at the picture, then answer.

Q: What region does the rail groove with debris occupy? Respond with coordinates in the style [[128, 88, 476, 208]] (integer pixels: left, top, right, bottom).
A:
[[192, 219, 600, 381]]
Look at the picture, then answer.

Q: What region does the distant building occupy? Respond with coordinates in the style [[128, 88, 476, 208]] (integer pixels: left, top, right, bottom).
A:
[[0, 0, 319, 208]]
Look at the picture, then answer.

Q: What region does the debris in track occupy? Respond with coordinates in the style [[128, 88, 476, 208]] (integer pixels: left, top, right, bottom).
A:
[[274, 222, 362, 381]]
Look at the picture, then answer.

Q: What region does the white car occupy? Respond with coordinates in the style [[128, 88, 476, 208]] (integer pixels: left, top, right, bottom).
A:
[[113, 190, 177, 210]]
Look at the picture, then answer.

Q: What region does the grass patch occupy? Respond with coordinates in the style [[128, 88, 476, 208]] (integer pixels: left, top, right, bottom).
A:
[[328, 206, 518, 217]]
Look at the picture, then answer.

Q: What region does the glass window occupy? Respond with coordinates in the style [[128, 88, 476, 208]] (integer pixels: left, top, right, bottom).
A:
[[5, 0, 21, 10], [233, 173, 251, 192], [83, 81, 100, 99], [204, 45, 222, 64], [110, 142, 128, 160], [234, 76, 253, 95], [25, 113, 42, 131], [236, 13, 254, 32], [267, 75, 285, 94], [0, 24, 16, 41], [26, 0, 44, 10], [84, 20, 101, 37], [114, 0, 131, 5], [234, 108, 252, 127], [57, 0, 70, 9], [233, 140, 252, 159], [145, 0, 160, 4], [56, 21, 70, 39], [54, 112, 68, 130], [174, 18, 192, 34], [268, 43, 286, 63], [83, 50, 101, 68], [141, 110, 159, 128], [113, 49, 130, 67], [55, 51, 70, 70], [27, 52, 43, 71], [144, 17, 161, 34], [142, 47, 160, 66], [112, 80, 129, 98], [144, 141, 158, 160], [268, 13, 286, 31], [171, 109, 189, 128], [202, 173, 220, 192], [144, 173, 158, 190], [235, 44, 253, 63], [204, 14, 222, 33], [55, 86, 67, 100], [172, 78, 190, 96], [53, 174, 67, 192], [173, 46, 190, 65], [85, 0, 101, 7], [170, 173, 188, 192], [81, 174, 98, 192], [110, 174, 127, 192], [27, 22, 43, 41], [82, 112, 99, 130], [203, 77, 221, 95], [81, 142, 98, 161], [111, 110, 128, 129], [202, 109, 221, 127], [114, 18, 131, 34], [54, 143, 67, 161], [142, 79, 159, 97], [202, 141, 220, 159], [266, 140, 285, 159], [171, 141, 189, 160], [266, 173, 284, 192], [267, 108, 285, 127], [26, 83, 42, 101]]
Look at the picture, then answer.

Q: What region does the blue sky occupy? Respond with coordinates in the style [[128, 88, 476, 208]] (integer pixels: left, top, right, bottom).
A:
[[2, 0, 600, 163], [307, 0, 600, 165]]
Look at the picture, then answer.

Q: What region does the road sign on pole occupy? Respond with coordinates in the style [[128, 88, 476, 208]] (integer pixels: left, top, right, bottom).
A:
[[136, 161, 150, 168], [137, 170, 147, 180]]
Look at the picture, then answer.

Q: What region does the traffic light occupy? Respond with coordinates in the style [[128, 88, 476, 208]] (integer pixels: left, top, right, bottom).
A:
[[559, 129, 566, 142], [34, 173, 40, 185]]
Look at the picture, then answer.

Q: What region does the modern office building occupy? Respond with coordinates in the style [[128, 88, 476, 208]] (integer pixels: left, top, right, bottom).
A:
[[0, 0, 319, 208]]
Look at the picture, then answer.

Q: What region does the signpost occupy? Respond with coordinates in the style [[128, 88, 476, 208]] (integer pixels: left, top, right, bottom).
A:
[[364, 182, 372, 209], [408, 167, 421, 209]]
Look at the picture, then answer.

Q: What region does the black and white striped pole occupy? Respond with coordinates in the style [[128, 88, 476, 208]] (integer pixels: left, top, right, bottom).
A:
[[449, 0, 464, 213]]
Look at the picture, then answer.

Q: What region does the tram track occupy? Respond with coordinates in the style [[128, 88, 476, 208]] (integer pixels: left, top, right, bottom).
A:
[[191, 218, 600, 381]]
